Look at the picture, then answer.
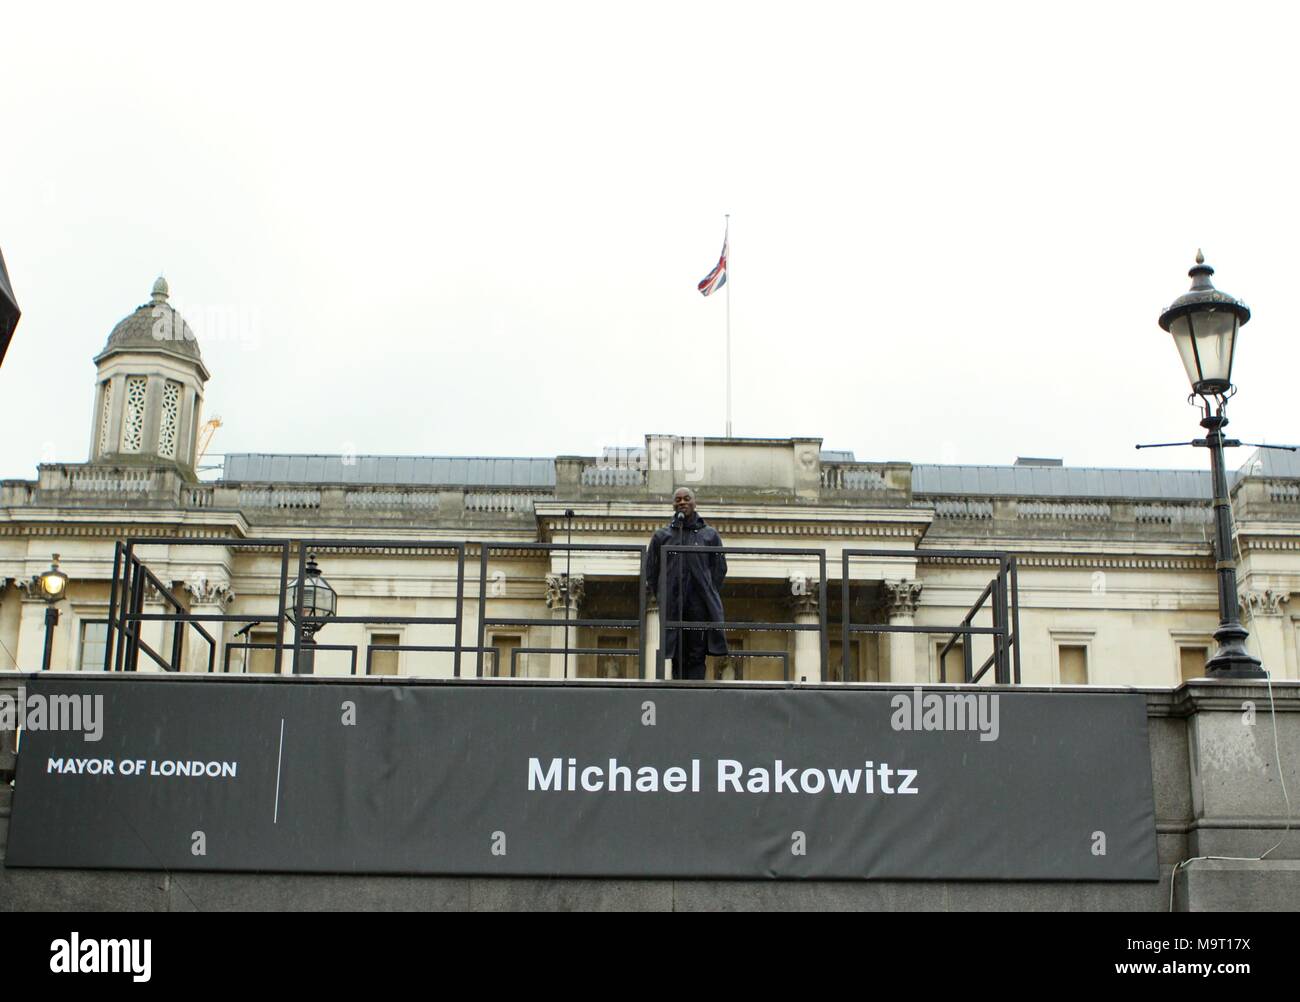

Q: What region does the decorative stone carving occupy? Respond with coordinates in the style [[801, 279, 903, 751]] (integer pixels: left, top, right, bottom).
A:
[[183, 574, 235, 606], [544, 573, 585, 611], [787, 574, 820, 616], [1240, 589, 1290, 619], [883, 579, 923, 618], [15, 573, 71, 602]]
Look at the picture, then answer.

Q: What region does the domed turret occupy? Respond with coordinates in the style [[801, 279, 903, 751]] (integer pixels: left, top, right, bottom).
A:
[[88, 276, 210, 476], [95, 274, 207, 368]]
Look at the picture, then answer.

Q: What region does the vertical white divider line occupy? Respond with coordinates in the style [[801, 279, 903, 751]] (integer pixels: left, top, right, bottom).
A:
[[273, 717, 285, 823]]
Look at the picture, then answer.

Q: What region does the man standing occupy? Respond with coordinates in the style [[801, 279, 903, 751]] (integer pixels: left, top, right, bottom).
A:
[[645, 487, 728, 680]]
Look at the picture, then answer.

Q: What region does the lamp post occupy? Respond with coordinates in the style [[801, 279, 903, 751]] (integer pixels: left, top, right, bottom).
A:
[[35, 554, 68, 670], [287, 554, 336, 675], [1158, 252, 1265, 679]]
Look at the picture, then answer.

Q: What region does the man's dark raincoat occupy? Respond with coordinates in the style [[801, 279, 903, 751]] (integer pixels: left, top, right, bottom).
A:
[[645, 513, 728, 661]]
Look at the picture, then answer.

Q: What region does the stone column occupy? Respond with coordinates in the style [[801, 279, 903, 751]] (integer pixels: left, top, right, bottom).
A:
[[544, 573, 584, 679], [183, 575, 235, 673], [0, 580, 22, 670], [644, 591, 661, 680], [138, 581, 169, 672], [788, 575, 821, 683], [1241, 590, 1292, 679], [16, 586, 54, 670], [883, 579, 923, 683]]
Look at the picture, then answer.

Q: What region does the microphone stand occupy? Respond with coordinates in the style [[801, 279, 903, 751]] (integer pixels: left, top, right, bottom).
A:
[[235, 620, 260, 674], [676, 511, 685, 681], [563, 509, 574, 680]]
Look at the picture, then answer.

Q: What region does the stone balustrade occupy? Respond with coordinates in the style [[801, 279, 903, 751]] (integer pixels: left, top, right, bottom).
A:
[[7, 459, 1300, 538], [0, 482, 33, 507]]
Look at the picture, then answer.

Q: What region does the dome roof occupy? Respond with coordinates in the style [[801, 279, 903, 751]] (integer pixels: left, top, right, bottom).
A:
[[95, 276, 206, 369]]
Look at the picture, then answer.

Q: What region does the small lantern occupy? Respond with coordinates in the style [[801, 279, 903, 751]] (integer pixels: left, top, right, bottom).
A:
[[36, 554, 68, 602], [1158, 251, 1250, 397], [287, 554, 337, 630]]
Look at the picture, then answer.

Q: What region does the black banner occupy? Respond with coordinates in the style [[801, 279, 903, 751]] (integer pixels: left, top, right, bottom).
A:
[[5, 676, 1158, 880]]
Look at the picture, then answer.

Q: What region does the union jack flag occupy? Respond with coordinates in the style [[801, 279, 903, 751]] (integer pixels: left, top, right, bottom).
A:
[[697, 230, 728, 297]]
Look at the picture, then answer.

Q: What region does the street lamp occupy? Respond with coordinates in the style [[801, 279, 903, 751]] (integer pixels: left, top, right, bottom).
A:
[[287, 554, 336, 674], [1158, 252, 1264, 679], [35, 554, 68, 670]]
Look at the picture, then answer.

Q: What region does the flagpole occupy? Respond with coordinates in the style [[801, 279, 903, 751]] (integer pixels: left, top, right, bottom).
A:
[[725, 214, 732, 438]]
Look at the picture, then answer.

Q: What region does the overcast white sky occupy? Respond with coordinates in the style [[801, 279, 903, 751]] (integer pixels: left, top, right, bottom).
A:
[[2, 1, 1297, 480]]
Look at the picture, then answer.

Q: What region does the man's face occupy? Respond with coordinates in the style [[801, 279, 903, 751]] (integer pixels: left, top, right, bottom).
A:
[[673, 490, 696, 519]]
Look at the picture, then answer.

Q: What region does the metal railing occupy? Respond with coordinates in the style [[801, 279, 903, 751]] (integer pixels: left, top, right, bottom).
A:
[[657, 544, 827, 681], [840, 549, 1020, 685], [109, 537, 468, 676], [100, 534, 1021, 684], [108, 539, 239, 673], [475, 541, 648, 679], [225, 641, 359, 675], [365, 644, 501, 677], [292, 538, 467, 677]]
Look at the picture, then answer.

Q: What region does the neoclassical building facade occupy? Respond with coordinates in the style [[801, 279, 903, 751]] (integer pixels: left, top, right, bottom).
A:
[[2, 279, 1299, 685]]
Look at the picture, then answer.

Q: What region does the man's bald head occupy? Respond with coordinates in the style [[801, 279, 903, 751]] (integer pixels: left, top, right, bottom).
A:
[[673, 487, 697, 519]]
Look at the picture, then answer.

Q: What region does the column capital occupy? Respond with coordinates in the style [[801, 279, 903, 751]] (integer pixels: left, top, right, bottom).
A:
[[14, 576, 58, 605], [141, 580, 170, 605], [883, 579, 923, 618], [544, 573, 585, 612], [787, 574, 820, 617], [1241, 589, 1290, 619], [183, 573, 235, 607]]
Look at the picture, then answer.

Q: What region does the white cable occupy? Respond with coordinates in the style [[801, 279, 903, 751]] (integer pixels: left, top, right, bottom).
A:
[[1166, 471, 1295, 911], [1232, 496, 1293, 859]]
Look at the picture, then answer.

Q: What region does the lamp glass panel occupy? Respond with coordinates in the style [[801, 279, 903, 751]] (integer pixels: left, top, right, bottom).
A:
[[316, 578, 337, 616], [290, 574, 335, 619], [304, 581, 324, 616], [1171, 310, 1236, 388], [288, 582, 309, 618]]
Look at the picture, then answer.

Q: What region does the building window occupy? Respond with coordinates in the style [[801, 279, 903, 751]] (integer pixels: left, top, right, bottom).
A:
[[829, 637, 874, 683], [1059, 644, 1088, 684], [595, 634, 632, 679], [490, 633, 522, 677], [937, 641, 965, 682], [247, 631, 278, 674], [97, 381, 113, 457], [1180, 646, 1208, 683], [860, 637, 881, 683], [828, 638, 849, 683], [369, 633, 401, 676], [158, 379, 182, 459], [78, 620, 108, 671], [120, 376, 147, 453]]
